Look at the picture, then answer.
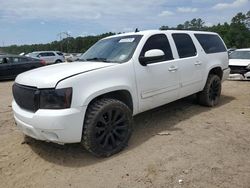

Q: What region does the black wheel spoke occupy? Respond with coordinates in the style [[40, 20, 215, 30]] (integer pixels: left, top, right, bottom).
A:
[[108, 110, 112, 122], [99, 115, 107, 125], [96, 126, 105, 133], [110, 133, 116, 148], [114, 115, 126, 125], [115, 125, 128, 130], [113, 129, 124, 140], [112, 110, 119, 121], [102, 133, 110, 148], [97, 131, 107, 143]]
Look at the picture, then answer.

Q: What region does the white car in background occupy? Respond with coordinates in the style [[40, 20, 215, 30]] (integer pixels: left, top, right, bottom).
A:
[[65, 53, 82, 62], [26, 51, 65, 64], [229, 48, 250, 79]]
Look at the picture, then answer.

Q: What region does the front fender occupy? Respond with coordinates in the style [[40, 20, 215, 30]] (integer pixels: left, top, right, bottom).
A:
[[56, 61, 139, 114]]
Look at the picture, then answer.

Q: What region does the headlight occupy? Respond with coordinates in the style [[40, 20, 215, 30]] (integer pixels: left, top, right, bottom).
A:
[[246, 64, 250, 70], [39, 88, 72, 109]]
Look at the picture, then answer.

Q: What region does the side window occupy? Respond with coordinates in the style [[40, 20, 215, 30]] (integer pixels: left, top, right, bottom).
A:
[[12, 57, 19, 63], [39, 53, 46, 57], [140, 34, 173, 62], [56, 52, 63, 56], [195, 34, 226, 54], [172, 33, 197, 58], [0, 57, 7, 64], [47, 52, 55, 56], [19, 57, 29, 62]]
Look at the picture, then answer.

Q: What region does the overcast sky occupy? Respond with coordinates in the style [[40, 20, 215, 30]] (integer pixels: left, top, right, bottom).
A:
[[0, 0, 249, 46]]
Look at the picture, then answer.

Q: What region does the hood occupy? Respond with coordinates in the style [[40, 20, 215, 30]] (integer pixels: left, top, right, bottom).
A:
[[15, 61, 117, 88], [229, 59, 250, 66]]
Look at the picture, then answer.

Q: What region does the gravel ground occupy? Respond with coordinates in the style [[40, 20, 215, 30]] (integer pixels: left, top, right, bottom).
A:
[[0, 80, 250, 188]]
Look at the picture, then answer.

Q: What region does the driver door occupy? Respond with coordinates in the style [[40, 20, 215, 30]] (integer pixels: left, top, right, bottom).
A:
[[134, 34, 180, 112]]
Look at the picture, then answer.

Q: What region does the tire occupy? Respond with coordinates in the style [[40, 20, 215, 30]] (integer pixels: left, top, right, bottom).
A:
[[197, 74, 221, 107], [81, 98, 133, 157], [55, 60, 62, 63]]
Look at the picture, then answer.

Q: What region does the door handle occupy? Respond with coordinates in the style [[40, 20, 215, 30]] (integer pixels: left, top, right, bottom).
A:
[[194, 61, 202, 66], [168, 66, 178, 72]]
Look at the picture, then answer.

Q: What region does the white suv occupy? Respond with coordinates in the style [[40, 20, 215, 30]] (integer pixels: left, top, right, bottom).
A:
[[27, 51, 65, 64], [12, 30, 230, 157]]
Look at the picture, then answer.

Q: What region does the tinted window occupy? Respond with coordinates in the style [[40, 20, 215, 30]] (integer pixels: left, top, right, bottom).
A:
[[195, 34, 226, 54], [39, 53, 47, 57], [39, 52, 55, 57], [57, 52, 64, 56], [172, 33, 197, 58], [140, 34, 173, 61], [47, 52, 55, 56], [0, 57, 8, 64]]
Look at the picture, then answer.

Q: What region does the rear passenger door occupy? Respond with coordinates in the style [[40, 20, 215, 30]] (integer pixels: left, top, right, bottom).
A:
[[9, 57, 29, 76], [39, 52, 55, 64], [134, 34, 180, 112], [171, 33, 204, 98]]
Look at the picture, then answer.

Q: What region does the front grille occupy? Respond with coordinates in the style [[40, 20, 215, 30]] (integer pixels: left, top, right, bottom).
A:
[[229, 65, 248, 74], [229, 65, 247, 70], [12, 83, 39, 112]]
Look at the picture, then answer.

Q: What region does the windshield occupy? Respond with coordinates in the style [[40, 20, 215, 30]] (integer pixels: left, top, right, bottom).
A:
[[229, 51, 250, 59], [79, 35, 142, 63], [27, 52, 39, 57]]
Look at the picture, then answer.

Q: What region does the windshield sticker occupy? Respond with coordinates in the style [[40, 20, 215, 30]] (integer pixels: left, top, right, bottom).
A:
[[119, 38, 135, 43]]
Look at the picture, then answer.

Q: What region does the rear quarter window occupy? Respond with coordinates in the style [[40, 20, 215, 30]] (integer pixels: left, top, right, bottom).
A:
[[56, 52, 64, 56], [194, 34, 226, 54]]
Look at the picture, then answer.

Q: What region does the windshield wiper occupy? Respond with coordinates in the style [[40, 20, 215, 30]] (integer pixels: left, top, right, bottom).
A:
[[78, 57, 116, 63], [86, 57, 110, 62]]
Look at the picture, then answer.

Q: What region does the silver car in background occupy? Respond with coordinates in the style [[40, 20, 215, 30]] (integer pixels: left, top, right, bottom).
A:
[[26, 51, 65, 64]]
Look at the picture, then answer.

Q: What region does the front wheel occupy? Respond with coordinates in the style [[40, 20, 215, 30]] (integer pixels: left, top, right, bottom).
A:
[[197, 74, 222, 107], [81, 98, 133, 157]]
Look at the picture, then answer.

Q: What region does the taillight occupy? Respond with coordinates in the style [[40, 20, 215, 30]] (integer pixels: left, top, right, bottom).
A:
[[40, 59, 46, 65]]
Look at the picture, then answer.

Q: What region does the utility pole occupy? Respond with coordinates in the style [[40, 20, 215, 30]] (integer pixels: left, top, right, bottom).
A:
[[57, 32, 63, 52], [57, 32, 72, 52]]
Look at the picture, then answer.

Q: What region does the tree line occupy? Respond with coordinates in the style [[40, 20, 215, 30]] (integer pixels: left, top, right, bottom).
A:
[[0, 11, 249, 55]]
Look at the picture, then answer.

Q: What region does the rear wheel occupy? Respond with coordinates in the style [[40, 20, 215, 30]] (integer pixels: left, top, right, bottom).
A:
[[81, 98, 133, 157], [197, 74, 221, 107]]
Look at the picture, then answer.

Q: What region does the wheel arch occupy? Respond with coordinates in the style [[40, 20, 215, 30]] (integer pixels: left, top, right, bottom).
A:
[[55, 59, 62, 63], [208, 66, 223, 79], [85, 89, 134, 113]]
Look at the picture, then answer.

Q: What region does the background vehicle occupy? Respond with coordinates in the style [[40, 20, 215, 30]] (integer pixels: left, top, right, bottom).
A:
[[227, 48, 236, 55], [0, 55, 45, 80], [229, 48, 250, 79], [26, 51, 65, 64], [65, 53, 82, 62], [12, 30, 229, 157]]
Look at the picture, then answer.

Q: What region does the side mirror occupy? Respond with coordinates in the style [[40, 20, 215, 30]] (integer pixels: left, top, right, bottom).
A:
[[139, 49, 165, 66]]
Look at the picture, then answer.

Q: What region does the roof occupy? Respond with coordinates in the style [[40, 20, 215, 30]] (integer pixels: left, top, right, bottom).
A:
[[105, 29, 218, 39], [29, 51, 61, 53], [0, 54, 20, 58]]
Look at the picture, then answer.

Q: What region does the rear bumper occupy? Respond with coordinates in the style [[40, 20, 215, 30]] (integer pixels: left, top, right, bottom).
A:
[[222, 68, 230, 82], [12, 100, 86, 144]]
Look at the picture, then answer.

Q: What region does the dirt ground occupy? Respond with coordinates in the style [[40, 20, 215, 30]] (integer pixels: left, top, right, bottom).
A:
[[0, 80, 250, 188]]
